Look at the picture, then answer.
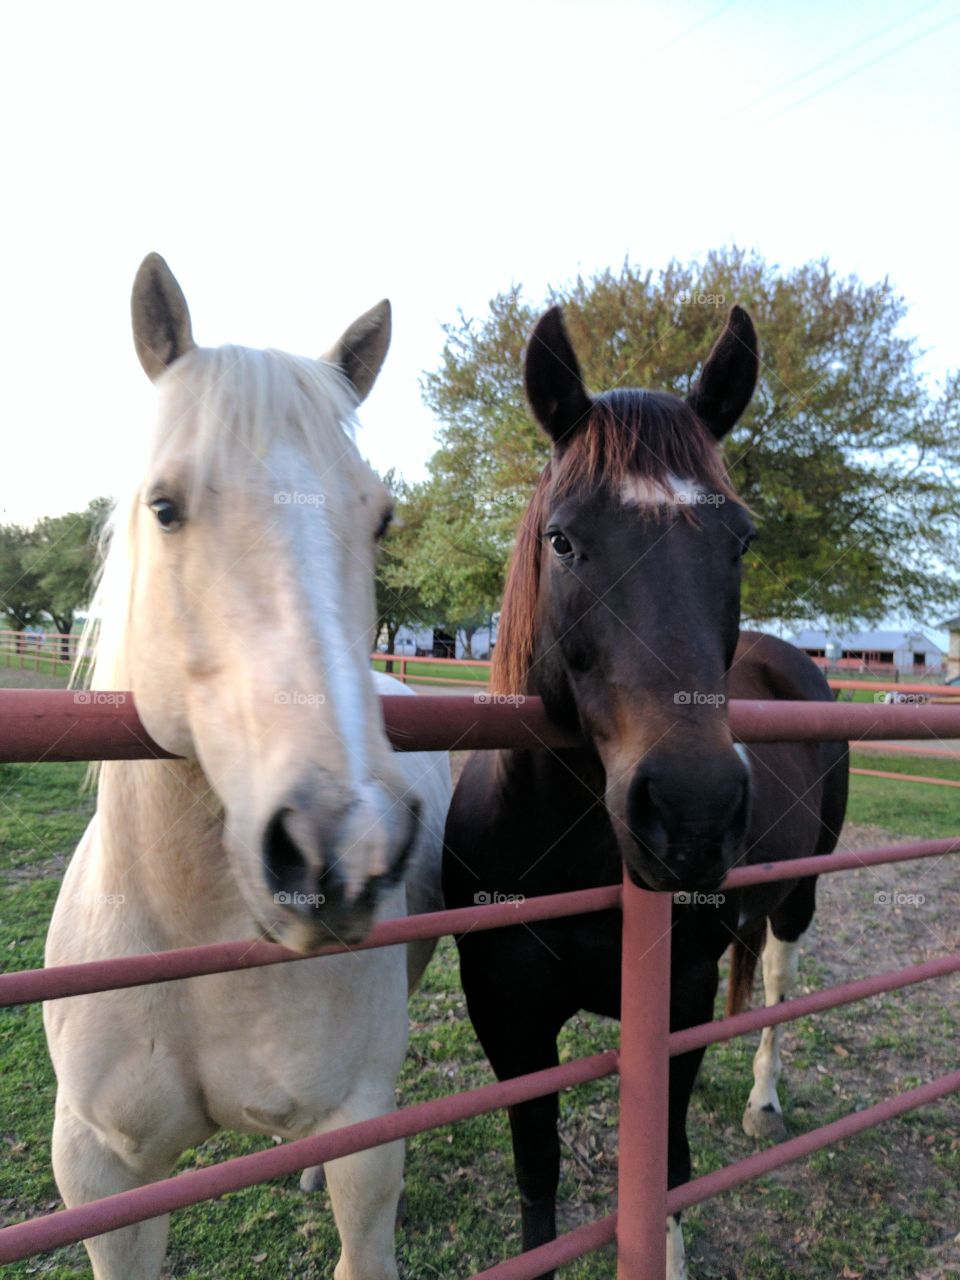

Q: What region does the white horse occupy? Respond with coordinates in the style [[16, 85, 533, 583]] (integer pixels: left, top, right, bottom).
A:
[[43, 255, 451, 1280]]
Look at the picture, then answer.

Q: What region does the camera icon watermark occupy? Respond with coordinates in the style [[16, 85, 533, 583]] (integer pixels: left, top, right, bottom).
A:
[[274, 491, 325, 506], [474, 692, 526, 706], [676, 490, 726, 507], [274, 690, 326, 706], [473, 890, 525, 907], [673, 691, 726, 706], [873, 890, 925, 908], [678, 290, 726, 308], [274, 891, 326, 907], [74, 890, 125, 908], [673, 890, 726, 907], [73, 691, 128, 706]]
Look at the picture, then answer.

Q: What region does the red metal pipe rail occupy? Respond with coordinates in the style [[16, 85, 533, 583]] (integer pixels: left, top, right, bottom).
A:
[[0, 1054, 618, 1263], [474, 1063, 960, 1279], [850, 765, 960, 787], [4, 689, 960, 761], [0, 886, 622, 1007], [1, 687, 958, 1277], [617, 879, 671, 1276], [2, 839, 957, 1265], [473, 1216, 617, 1280], [668, 1069, 960, 1215], [669, 950, 960, 1056], [3, 839, 956, 1007]]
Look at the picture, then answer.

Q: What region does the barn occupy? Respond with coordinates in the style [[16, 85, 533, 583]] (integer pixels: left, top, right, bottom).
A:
[[791, 628, 945, 676]]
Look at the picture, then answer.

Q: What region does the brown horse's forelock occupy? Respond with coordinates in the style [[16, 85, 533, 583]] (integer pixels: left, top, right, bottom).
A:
[[490, 390, 740, 697]]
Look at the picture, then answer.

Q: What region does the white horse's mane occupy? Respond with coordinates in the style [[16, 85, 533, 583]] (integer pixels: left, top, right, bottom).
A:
[[76, 345, 364, 695]]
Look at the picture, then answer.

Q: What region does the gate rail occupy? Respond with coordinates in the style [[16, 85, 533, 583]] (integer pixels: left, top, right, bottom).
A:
[[1, 691, 958, 1277]]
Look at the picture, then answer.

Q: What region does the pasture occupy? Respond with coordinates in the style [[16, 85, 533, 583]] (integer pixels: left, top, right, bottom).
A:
[[0, 728, 957, 1278]]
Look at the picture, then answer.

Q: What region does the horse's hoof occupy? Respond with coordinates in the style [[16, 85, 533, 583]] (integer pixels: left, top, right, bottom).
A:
[[742, 1102, 786, 1141], [299, 1163, 325, 1192]]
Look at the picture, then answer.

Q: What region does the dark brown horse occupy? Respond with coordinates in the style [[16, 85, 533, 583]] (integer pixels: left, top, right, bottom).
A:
[[442, 306, 849, 1278]]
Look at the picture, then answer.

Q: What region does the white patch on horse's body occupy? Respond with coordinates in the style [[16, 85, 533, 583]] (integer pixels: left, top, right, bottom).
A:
[[666, 1214, 688, 1279], [742, 921, 804, 1141], [620, 472, 704, 508]]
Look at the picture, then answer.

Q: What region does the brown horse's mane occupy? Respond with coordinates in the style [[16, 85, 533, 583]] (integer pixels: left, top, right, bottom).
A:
[[490, 389, 739, 696]]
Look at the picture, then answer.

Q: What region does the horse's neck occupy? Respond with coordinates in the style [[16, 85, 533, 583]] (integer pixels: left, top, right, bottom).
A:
[[92, 758, 250, 945], [495, 744, 618, 887]]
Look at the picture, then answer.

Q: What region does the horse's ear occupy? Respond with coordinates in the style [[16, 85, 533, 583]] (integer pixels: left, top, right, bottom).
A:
[[686, 305, 759, 440], [131, 254, 195, 381], [525, 306, 593, 445], [325, 300, 392, 403]]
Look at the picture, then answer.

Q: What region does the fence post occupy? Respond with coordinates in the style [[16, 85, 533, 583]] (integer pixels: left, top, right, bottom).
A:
[[617, 872, 672, 1279]]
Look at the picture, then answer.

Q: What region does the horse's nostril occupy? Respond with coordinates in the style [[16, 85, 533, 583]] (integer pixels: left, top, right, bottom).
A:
[[262, 807, 340, 909], [263, 808, 304, 885]]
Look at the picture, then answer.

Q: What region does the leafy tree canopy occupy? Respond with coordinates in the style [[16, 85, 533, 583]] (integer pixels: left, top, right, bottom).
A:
[[1, 498, 110, 633], [419, 247, 960, 626]]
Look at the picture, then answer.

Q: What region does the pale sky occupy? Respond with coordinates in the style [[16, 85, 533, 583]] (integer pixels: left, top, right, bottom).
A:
[[1, 1, 958, 634]]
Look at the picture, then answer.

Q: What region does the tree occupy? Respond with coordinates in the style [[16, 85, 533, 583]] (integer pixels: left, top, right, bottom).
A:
[[23, 498, 111, 639], [0, 525, 46, 640], [375, 473, 434, 668], [421, 249, 960, 627], [379, 463, 506, 659]]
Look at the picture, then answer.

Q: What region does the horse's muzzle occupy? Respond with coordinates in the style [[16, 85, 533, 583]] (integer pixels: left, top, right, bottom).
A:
[[621, 750, 749, 892], [259, 793, 421, 952]]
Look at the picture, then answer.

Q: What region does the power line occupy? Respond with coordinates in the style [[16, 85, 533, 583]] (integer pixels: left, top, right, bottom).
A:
[[740, 0, 945, 113], [763, 10, 960, 124], [643, 0, 738, 62]]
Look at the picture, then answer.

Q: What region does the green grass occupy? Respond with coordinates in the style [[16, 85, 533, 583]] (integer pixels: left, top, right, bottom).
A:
[[847, 749, 960, 838], [371, 658, 488, 688], [0, 647, 79, 679], [1, 760, 957, 1277]]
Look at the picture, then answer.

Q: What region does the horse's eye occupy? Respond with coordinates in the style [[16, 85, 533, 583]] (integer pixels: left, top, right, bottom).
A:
[[735, 531, 756, 560], [548, 530, 573, 558], [149, 498, 181, 531], [375, 508, 393, 542]]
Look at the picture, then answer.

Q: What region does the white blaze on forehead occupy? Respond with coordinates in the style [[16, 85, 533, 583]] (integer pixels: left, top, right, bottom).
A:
[[619, 473, 704, 508], [272, 439, 375, 792]]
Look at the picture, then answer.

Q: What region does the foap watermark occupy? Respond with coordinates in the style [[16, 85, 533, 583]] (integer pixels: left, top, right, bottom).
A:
[[274, 891, 326, 907], [274, 490, 325, 507], [474, 692, 527, 706], [73, 691, 128, 706], [678, 289, 726, 308], [673, 890, 726, 907], [673, 691, 726, 706], [473, 890, 526, 906], [874, 690, 928, 705], [477, 491, 527, 509], [874, 889, 925, 908], [74, 890, 126, 908], [676, 490, 726, 507], [274, 691, 326, 706]]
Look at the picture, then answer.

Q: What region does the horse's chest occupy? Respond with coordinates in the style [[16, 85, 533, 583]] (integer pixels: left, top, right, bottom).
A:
[[191, 952, 406, 1138]]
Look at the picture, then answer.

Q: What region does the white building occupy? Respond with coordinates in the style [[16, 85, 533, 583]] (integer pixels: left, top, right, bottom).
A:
[[791, 628, 945, 676], [382, 618, 498, 662]]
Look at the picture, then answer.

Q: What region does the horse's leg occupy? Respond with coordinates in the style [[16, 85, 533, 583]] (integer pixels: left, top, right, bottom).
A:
[[742, 877, 816, 1140], [462, 947, 565, 1278], [321, 1087, 404, 1280], [504, 1042, 562, 1264], [667, 949, 721, 1280], [51, 1097, 171, 1280]]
